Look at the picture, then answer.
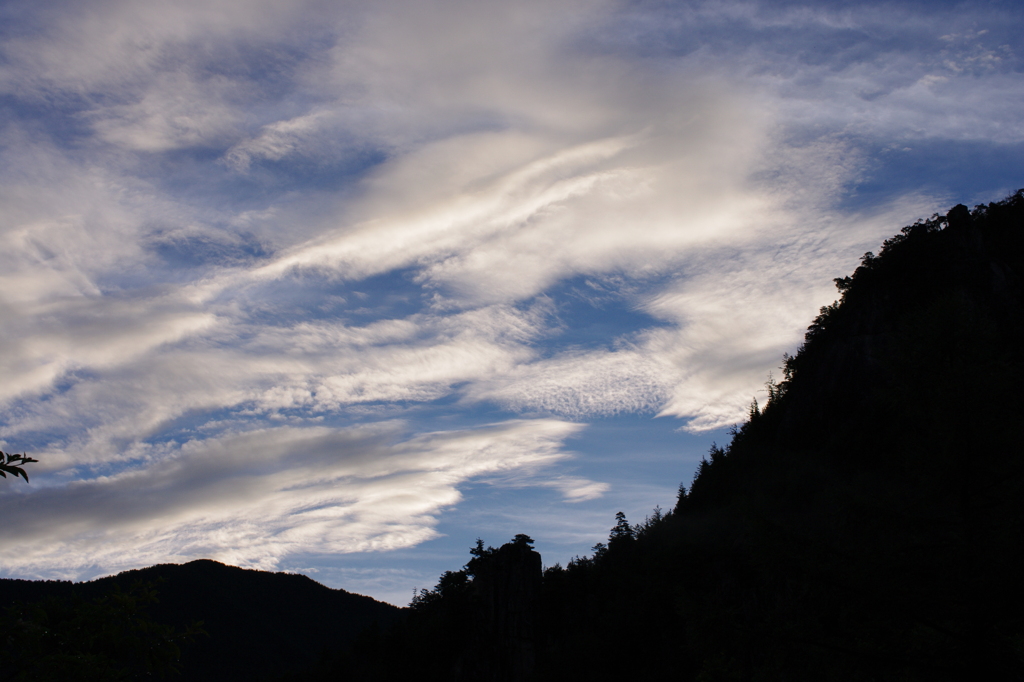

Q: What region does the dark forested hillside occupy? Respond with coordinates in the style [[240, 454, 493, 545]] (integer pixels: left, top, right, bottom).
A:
[[331, 190, 1024, 681], [0, 560, 400, 681], [662, 193, 1024, 680]]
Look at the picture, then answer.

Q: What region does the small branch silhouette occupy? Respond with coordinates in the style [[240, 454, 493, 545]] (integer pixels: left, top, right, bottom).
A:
[[0, 451, 38, 482]]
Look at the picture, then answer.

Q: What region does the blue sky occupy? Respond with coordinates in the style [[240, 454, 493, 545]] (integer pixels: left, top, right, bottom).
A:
[[1, 0, 1021, 605]]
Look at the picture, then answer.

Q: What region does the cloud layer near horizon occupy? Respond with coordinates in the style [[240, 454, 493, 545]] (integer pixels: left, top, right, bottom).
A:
[[0, 419, 590, 577], [1, 0, 1021, 592]]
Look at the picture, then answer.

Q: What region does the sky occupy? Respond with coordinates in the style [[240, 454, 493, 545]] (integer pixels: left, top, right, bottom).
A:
[[1, 0, 1022, 606]]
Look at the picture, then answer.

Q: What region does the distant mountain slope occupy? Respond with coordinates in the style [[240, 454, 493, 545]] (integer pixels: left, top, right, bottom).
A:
[[0, 559, 401, 681], [335, 190, 1024, 682]]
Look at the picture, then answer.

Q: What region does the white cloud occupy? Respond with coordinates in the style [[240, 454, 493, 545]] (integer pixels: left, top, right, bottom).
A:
[[0, 0, 323, 94], [0, 294, 216, 405], [224, 111, 336, 171], [0, 300, 553, 471], [0, 135, 147, 302], [465, 348, 678, 419], [0, 419, 590, 580], [245, 91, 780, 307], [90, 71, 243, 152]]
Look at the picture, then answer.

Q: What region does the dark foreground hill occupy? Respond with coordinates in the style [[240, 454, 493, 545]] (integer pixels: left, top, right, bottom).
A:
[[0, 559, 400, 681], [327, 191, 1024, 681]]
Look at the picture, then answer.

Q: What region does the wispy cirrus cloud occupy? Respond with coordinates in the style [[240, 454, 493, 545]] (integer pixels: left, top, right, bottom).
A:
[[0, 419, 587, 579], [0, 0, 1021, 599]]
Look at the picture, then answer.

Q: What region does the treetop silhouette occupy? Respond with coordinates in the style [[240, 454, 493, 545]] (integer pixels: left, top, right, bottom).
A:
[[0, 451, 37, 482]]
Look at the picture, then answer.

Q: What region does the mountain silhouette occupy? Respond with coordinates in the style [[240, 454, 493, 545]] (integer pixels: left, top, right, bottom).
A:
[[0, 559, 400, 681]]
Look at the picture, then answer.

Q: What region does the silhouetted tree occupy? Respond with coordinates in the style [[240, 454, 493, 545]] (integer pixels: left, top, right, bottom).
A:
[[608, 511, 634, 551], [0, 451, 37, 482]]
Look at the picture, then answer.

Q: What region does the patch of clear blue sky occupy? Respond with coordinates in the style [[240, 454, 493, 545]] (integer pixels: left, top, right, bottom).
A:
[[229, 267, 431, 329], [147, 228, 270, 270], [536, 274, 674, 353], [843, 140, 1024, 211]]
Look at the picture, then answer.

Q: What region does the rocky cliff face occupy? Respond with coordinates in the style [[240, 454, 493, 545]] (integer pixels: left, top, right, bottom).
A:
[[463, 537, 543, 682]]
